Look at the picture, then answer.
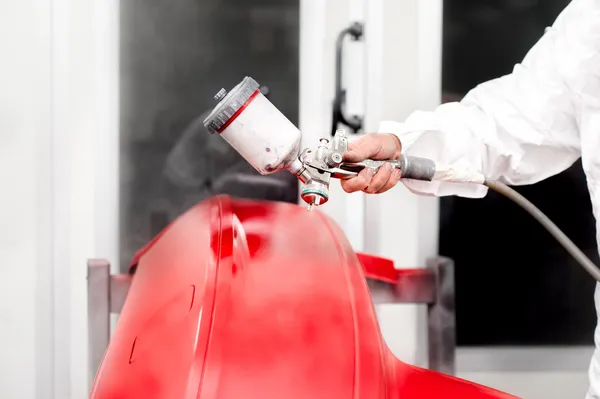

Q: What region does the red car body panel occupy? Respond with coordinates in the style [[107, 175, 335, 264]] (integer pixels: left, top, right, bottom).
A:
[[90, 196, 519, 399]]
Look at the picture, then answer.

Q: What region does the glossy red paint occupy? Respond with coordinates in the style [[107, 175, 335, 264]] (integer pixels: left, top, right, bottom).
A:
[[356, 252, 398, 284], [90, 196, 519, 399]]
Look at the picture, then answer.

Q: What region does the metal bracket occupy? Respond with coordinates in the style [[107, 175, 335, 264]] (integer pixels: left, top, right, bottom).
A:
[[367, 257, 456, 375], [87, 259, 132, 388]]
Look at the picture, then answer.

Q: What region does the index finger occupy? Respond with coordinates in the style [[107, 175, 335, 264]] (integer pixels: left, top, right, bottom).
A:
[[343, 135, 384, 162]]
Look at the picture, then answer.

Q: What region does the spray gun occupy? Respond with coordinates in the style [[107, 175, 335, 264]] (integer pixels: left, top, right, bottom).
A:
[[202, 76, 441, 210], [204, 76, 600, 283], [296, 129, 443, 210]]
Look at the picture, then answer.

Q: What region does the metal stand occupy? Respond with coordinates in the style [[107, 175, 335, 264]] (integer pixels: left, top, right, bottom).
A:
[[366, 257, 456, 375], [87, 259, 132, 385], [87, 256, 455, 384]]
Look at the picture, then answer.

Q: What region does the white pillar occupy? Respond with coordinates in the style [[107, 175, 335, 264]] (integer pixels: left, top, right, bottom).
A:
[[0, 0, 120, 397], [51, 0, 120, 396], [363, 0, 443, 368], [299, 0, 367, 251], [302, 0, 446, 372], [0, 1, 52, 398]]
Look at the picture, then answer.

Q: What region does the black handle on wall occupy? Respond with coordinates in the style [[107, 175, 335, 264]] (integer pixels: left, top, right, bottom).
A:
[[331, 22, 364, 136]]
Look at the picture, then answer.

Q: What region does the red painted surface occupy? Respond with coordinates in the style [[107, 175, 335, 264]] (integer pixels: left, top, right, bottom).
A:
[[356, 252, 397, 284], [90, 196, 520, 399]]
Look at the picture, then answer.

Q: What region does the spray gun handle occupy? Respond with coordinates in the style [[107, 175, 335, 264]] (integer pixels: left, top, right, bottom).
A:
[[339, 155, 436, 181]]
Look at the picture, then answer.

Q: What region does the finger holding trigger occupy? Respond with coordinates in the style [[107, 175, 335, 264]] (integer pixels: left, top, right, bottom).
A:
[[364, 163, 393, 193], [341, 167, 374, 193]]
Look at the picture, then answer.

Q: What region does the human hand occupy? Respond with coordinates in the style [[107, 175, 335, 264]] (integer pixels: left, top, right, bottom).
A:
[[340, 133, 403, 194]]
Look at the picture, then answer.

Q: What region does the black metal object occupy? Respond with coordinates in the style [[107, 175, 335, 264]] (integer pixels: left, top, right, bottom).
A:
[[331, 22, 364, 136], [367, 257, 456, 375]]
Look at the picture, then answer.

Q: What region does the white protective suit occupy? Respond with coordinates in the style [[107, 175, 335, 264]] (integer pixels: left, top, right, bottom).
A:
[[381, 0, 600, 397]]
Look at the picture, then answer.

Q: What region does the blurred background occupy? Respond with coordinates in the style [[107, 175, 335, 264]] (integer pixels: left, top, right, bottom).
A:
[[1, 0, 597, 398]]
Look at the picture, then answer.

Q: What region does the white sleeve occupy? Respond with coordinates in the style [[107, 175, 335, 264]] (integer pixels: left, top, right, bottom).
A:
[[383, 0, 586, 198]]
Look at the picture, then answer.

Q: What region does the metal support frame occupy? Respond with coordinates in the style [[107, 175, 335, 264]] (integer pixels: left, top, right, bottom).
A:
[[87, 256, 455, 384], [367, 257, 456, 375], [87, 259, 132, 386]]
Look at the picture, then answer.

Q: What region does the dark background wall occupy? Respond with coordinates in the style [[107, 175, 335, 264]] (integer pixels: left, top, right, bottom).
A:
[[441, 0, 599, 345], [119, 0, 300, 270]]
